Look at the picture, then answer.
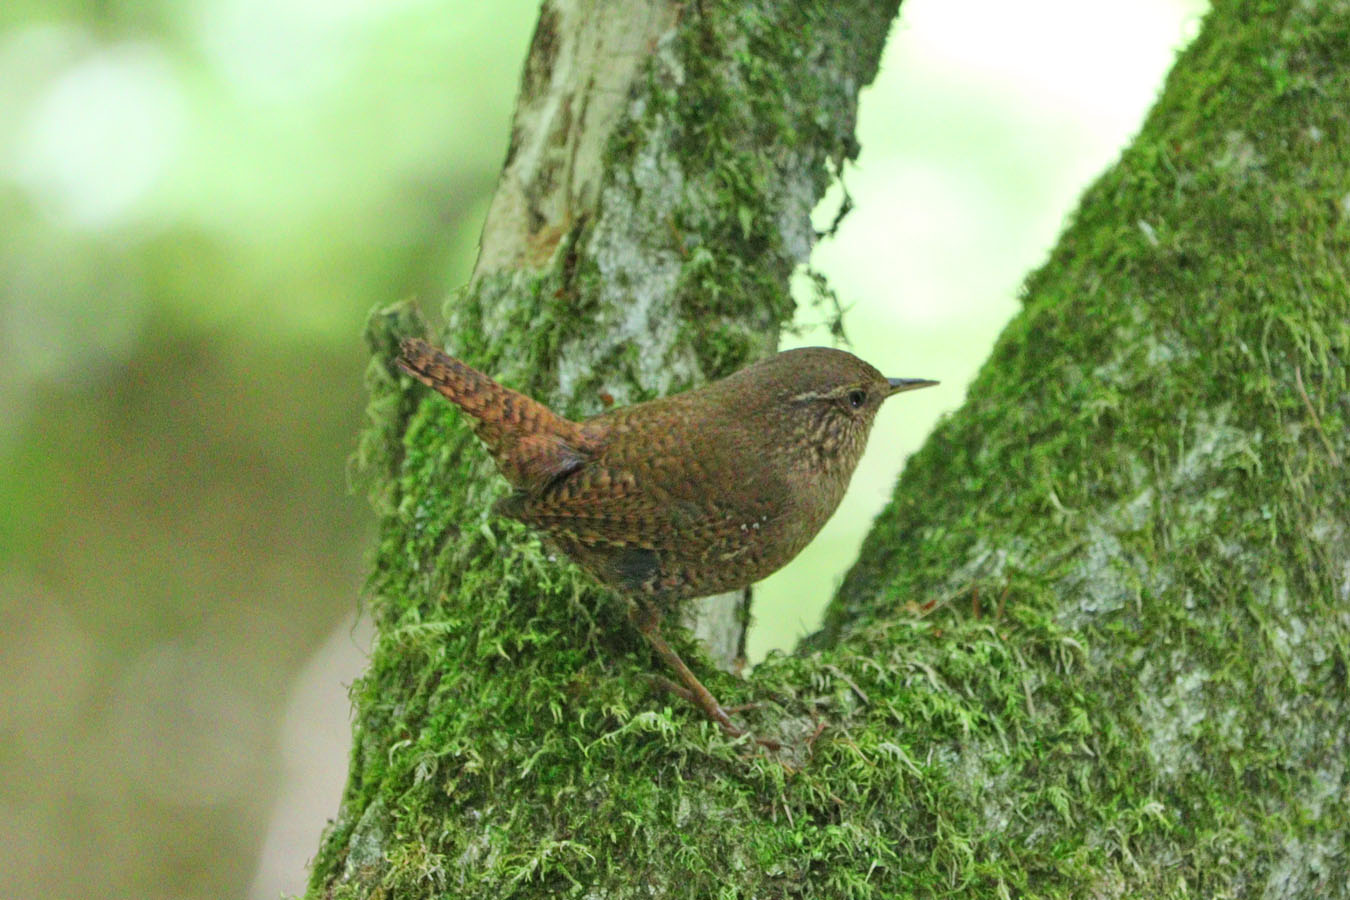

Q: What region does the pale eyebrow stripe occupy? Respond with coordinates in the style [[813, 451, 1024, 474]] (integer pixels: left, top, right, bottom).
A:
[[790, 387, 852, 403]]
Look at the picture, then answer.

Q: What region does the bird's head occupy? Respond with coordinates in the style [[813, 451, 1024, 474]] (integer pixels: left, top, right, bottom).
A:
[[725, 346, 937, 475]]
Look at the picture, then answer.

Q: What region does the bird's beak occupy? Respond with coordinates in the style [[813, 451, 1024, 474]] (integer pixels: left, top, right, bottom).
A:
[[886, 377, 939, 396]]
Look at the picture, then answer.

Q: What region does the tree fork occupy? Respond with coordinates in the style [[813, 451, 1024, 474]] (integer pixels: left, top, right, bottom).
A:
[[314, 1, 1348, 897]]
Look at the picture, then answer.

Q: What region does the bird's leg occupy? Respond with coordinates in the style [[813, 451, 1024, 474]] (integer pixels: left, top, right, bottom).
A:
[[648, 675, 761, 714], [646, 673, 697, 704], [630, 603, 744, 738]]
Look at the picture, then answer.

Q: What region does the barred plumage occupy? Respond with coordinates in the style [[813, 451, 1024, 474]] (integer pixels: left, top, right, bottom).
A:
[[397, 336, 936, 740]]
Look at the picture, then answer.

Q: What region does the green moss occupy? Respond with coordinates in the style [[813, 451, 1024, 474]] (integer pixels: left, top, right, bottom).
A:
[[821, 0, 1350, 893], [314, 1, 1350, 898], [313, 2, 907, 893]]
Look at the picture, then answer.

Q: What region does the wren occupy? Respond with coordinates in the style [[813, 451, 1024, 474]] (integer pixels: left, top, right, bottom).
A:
[[397, 337, 936, 740]]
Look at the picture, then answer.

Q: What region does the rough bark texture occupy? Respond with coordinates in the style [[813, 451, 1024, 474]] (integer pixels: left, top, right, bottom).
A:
[[314, 0, 1350, 897]]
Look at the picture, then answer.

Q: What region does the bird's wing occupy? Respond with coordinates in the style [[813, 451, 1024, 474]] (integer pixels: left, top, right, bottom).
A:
[[495, 462, 726, 549], [497, 397, 788, 563]]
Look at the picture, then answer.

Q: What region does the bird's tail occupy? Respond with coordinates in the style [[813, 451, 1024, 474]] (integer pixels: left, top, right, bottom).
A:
[[396, 338, 592, 491]]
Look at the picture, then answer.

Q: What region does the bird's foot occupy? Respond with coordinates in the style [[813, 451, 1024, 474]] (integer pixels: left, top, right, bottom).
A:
[[635, 614, 779, 750]]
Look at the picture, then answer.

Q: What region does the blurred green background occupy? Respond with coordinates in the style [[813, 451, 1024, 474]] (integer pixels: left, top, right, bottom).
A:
[[0, 1, 1205, 897]]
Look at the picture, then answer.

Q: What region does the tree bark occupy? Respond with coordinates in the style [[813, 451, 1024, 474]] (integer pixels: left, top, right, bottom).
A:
[[314, 0, 1349, 897]]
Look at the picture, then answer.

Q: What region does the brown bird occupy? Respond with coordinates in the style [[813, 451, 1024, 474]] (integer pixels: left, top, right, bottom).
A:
[[397, 337, 936, 740]]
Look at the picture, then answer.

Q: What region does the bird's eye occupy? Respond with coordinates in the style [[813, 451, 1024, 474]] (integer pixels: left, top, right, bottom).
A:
[[847, 389, 867, 409]]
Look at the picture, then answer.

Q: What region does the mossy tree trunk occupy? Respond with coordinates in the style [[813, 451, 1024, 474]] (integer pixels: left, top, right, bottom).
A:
[[312, 0, 1349, 897]]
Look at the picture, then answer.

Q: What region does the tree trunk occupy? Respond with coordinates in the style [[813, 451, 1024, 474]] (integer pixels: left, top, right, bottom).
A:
[[312, 0, 1349, 897]]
